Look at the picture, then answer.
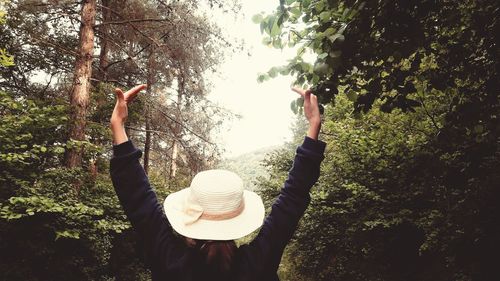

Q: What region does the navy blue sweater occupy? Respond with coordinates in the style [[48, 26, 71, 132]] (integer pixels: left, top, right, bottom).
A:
[[110, 137, 326, 281]]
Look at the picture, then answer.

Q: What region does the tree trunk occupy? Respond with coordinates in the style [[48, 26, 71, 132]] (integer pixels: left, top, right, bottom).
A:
[[144, 115, 151, 175], [86, 0, 110, 180], [169, 72, 183, 179], [169, 140, 178, 179], [65, 0, 96, 168], [143, 48, 156, 175], [97, 0, 111, 81]]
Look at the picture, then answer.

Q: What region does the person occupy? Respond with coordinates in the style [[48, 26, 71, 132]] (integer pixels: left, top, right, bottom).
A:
[[109, 84, 326, 281]]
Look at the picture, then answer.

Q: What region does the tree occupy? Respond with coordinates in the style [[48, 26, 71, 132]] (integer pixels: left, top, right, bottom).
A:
[[255, 0, 499, 113], [65, 0, 97, 168], [259, 90, 499, 281], [254, 1, 499, 280], [0, 0, 238, 279]]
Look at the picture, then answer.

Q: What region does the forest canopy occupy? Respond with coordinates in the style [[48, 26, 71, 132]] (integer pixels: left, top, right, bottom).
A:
[[0, 0, 499, 281]]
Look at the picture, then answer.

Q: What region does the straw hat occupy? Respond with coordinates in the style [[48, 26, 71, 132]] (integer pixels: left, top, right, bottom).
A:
[[163, 169, 265, 240]]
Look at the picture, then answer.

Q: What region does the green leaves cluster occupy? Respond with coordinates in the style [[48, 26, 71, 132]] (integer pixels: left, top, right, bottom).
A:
[[0, 3, 14, 67], [0, 91, 141, 280], [0, 48, 14, 66], [255, 5, 499, 278], [257, 0, 499, 115], [258, 85, 499, 280]]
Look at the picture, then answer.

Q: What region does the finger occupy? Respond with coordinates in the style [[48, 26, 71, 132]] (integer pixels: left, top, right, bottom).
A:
[[114, 88, 125, 100], [291, 86, 306, 97], [304, 91, 314, 105], [125, 84, 147, 101], [311, 94, 321, 113], [310, 94, 319, 107], [311, 94, 318, 104]]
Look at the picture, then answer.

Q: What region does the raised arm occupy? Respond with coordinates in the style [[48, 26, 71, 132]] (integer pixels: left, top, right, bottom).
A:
[[245, 88, 325, 275], [109, 85, 180, 267]]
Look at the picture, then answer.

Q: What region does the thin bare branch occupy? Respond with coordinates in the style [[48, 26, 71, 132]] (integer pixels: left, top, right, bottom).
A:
[[94, 18, 172, 28]]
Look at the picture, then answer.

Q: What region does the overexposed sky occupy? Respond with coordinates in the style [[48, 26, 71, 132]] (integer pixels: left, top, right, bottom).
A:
[[209, 0, 299, 157]]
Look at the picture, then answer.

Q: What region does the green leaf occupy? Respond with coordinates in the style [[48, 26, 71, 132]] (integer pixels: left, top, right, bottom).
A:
[[272, 39, 283, 49], [268, 67, 279, 78], [280, 68, 291, 75], [54, 147, 65, 154], [313, 62, 329, 75], [318, 52, 329, 59], [260, 21, 267, 34], [302, 0, 311, 9], [296, 97, 304, 107], [265, 16, 276, 35], [290, 99, 298, 114], [328, 34, 345, 43], [312, 74, 320, 84], [324, 27, 336, 36], [315, 1, 325, 12], [346, 90, 358, 101], [257, 73, 269, 83], [290, 7, 301, 17], [301, 62, 312, 72], [270, 20, 281, 37], [262, 37, 273, 46], [55, 230, 80, 240], [319, 11, 331, 22], [252, 14, 263, 24]]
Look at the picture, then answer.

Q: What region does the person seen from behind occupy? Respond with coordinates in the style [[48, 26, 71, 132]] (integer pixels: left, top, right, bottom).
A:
[[109, 84, 326, 281]]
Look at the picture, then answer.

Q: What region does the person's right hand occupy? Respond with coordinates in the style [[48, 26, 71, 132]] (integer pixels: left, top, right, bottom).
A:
[[110, 84, 147, 127]]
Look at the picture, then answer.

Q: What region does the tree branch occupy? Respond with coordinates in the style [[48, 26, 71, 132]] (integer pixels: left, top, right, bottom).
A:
[[152, 104, 215, 145], [94, 18, 172, 28]]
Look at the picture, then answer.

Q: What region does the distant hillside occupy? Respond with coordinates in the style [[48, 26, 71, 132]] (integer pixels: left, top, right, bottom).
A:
[[217, 146, 278, 190]]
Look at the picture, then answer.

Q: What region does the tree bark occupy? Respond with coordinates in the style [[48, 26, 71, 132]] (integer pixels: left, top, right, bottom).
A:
[[143, 48, 156, 175], [169, 139, 178, 178], [144, 114, 151, 175], [97, 0, 111, 82], [169, 70, 184, 179], [65, 0, 96, 168]]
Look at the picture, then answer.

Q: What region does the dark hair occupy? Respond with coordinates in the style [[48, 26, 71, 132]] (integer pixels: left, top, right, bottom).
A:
[[197, 240, 237, 273]]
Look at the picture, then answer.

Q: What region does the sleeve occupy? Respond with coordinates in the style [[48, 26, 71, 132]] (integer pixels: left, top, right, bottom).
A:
[[109, 140, 179, 267], [246, 136, 326, 274]]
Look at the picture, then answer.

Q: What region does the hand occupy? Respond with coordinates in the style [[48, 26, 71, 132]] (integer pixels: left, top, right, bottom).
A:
[[292, 87, 321, 140], [110, 84, 147, 127], [110, 84, 147, 145]]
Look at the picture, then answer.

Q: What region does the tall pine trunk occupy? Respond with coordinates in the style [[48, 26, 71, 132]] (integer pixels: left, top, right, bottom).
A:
[[97, 0, 110, 82], [143, 48, 155, 175], [65, 0, 96, 168], [88, 0, 111, 180], [169, 71, 184, 179]]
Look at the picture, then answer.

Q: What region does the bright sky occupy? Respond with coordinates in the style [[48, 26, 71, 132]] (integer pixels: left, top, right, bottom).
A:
[[209, 0, 299, 157]]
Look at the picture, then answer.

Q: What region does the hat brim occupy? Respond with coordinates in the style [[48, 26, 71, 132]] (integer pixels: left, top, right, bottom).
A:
[[163, 188, 265, 240]]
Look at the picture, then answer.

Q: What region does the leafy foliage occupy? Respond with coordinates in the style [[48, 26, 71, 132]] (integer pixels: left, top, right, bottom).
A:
[[256, 0, 499, 114], [258, 90, 499, 281], [255, 4, 499, 278], [0, 91, 136, 280]]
